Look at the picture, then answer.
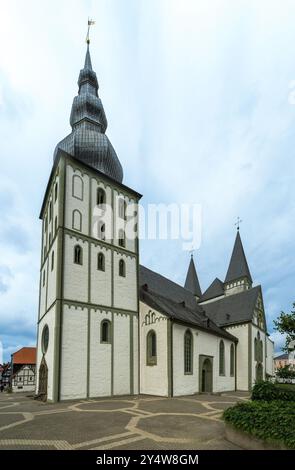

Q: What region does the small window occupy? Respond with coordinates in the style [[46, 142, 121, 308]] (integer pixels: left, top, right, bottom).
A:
[[51, 251, 54, 271], [230, 344, 235, 376], [73, 175, 83, 200], [101, 320, 111, 343], [54, 216, 58, 233], [72, 209, 82, 232], [119, 259, 125, 277], [147, 330, 157, 365], [42, 324, 49, 354], [98, 222, 105, 240], [97, 188, 106, 206], [49, 202, 52, 221], [118, 198, 127, 219], [54, 182, 58, 202], [184, 330, 193, 374], [118, 229, 125, 248], [74, 245, 82, 265], [97, 253, 105, 271], [42, 270, 45, 287], [219, 340, 225, 376]]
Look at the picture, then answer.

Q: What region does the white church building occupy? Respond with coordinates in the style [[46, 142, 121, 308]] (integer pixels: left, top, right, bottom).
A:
[[36, 43, 274, 402]]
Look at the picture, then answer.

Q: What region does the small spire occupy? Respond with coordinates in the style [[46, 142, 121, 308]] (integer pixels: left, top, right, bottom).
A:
[[184, 255, 202, 298], [225, 230, 252, 284], [84, 43, 93, 70]]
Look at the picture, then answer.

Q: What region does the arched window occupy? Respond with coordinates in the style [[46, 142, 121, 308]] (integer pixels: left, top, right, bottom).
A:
[[147, 330, 157, 365], [97, 253, 105, 271], [184, 330, 193, 374], [119, 259, 125, 277], [254, 337, 258, 361], [72, 209, 82, 231], [219, 340, 225, 375], [73, 175, 83, 200], [118, 229, 125, 248], [230, 344, 235, 376], [51, 251, 54, 271], [54, 216, 58, 233], [101, 320, 111, 343], [74, 245, 82, 265], [119, 198, 127, 219], [98, 222, 105, 240], [97, 188, 106, 206]]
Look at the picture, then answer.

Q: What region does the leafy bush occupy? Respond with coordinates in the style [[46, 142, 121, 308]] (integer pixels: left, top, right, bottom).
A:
[[252, 381, 295, 401], [223, 401, 295, 449], [276, 365, 295, 379]]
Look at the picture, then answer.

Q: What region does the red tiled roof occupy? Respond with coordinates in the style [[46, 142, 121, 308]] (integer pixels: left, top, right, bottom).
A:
[[12, 347, 36, 365]]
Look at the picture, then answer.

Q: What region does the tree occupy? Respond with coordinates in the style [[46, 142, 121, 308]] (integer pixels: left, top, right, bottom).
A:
[[274, 302, 295, 352]]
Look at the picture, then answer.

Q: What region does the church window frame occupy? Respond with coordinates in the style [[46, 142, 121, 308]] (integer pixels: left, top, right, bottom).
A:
[[119, 259, 126, 277], [72, 209, 82, 232], [184, 329, 193, 375], [101, 320, 111, 344], [230, 343, 235, 377], [97, 252, 105, 271], [98, 221, 106, 241], [74, 245, 83, 265], [118, 229, 125, 248], [97, 187, 106, 207], [147, 330, 157, 366], [219, 340, 225, 376], [41, 324, 49, 354], [72, 174, 84, 200], [118, 198, 127, 220]]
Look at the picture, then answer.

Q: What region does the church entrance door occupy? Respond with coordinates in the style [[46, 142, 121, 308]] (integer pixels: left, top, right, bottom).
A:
[[38, 357, 48, 401], [199, 356, 213, 393]]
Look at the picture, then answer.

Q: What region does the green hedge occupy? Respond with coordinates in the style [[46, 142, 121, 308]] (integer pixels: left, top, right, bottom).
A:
[[223, 401, 295, 449], [251, 381, 295, 401]]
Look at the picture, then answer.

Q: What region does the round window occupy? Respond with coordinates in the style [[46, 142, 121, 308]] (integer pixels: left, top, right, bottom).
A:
[[42, 325, 49, 354]]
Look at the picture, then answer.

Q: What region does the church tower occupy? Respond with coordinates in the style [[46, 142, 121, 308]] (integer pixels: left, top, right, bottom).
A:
[[36, 41, 141, 402]]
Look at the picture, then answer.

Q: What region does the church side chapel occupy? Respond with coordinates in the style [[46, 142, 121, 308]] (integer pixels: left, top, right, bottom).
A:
[[36, 39, 274, 402]]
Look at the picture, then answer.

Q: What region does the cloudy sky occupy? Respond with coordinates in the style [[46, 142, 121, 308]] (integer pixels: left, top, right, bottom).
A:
[[0, 0, 295, 362]]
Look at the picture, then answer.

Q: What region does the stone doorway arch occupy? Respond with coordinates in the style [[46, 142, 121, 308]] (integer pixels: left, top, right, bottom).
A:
[[199, 355, 213, 393], [38, 357, 48, 401]]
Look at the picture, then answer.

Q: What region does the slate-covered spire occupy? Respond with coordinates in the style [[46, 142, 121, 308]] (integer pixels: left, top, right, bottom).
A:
[[54, 42, 123, 183], [225, 230, 252, 284], [184, 255, 202, 299]]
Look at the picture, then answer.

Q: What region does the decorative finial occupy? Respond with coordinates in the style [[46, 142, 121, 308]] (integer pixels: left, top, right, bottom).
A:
[[235, 216, 242, 231], [86, 18, 95, 44], [189, 245, 195, 259]]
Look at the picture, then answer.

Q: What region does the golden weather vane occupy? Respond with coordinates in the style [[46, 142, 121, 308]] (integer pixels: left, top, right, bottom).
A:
[[86, 18, 95, 44]]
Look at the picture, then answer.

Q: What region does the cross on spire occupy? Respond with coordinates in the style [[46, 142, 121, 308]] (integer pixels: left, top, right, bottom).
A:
[[189, 245, 195, 259], [86, 18, 95, 44], [235, 216, 242, 231]]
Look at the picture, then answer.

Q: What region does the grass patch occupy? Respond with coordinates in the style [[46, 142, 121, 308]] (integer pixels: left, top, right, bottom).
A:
[[223, 400, 295, 449]]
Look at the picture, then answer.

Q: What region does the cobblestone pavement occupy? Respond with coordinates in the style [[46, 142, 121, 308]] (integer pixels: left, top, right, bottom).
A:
[[0, 391, 250, 450]]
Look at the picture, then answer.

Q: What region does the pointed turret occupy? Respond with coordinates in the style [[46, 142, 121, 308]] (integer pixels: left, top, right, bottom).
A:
[[54, 43, 123, 183], [184, 256, 202, 299], [224, 230, 252, 295]]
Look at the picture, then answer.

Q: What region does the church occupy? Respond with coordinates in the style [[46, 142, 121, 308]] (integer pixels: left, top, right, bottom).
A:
[[36, 42, 274, 402]]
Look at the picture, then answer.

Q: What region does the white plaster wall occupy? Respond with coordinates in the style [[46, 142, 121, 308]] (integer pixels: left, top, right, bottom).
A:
[[113, 313, 130, 395], [133, 315, 139, 395], [113, 252, 137, 311], [89, 309, 112, 397], [139, 302, 168, 396], [266, 337, 274, 376], [65, 165, 89, 235], [60, 305, 88, 400], [174, 327, 235, 395], [226, 323, 249, 391], [39, 260, 47, 319], [63, 234, 88, 302], [36, 305, 56, 401], [90, 243, 112, 306], [47, 237, 58, 309]]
